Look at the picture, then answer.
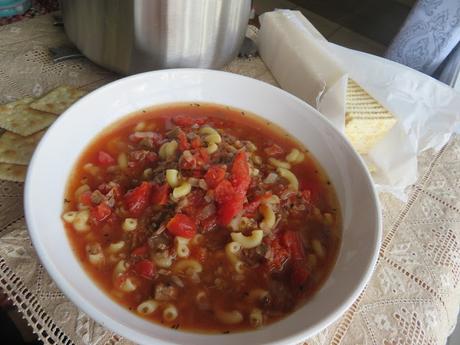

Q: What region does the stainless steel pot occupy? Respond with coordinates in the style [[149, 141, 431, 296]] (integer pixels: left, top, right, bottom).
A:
[[61, 0, 251, 74]]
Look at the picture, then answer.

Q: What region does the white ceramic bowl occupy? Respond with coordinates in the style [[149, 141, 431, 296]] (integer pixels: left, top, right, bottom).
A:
[[25, 69, 381, 345]]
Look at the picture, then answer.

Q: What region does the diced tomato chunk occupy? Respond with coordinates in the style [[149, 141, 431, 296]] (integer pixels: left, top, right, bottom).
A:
[[204, 165, 226, 189], [214, 179, 235, 204], [79, 190, 92, 206], [200, 215, 217, 233], [191, 137, 201, 149], [300, 180, 321, 204], [124, 181, 152, 217], [97, 183, 123, 203], [97, 150, 116, 166], [134, 259, 156, 279], [179, 148, 209, 170], [217, 194, 244, 226], [131, 245, 149, 258], [129, 131, 163, 144], [151, 183, 170, 206], [90, 202, 112, 222], [196, 148, 209, 166], [172, 114, 207, 127], [177, 129, 190, 151], [214, 152, 251, 226], [266, 237, 290, 271], [188, 189, 206, 206], [231, 151, 250, 194], [146, 152, 158, 162], [282, 230, 305, 260], [244, 192, 273, 216], [166, 214, 197, 238], [264, 144, 284, 156], [182, 190, 206, 218], [179, 155, 195, 170]]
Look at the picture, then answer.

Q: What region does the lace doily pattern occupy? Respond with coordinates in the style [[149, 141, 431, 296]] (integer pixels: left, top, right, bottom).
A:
[[0, 14, 116, 104], [1, 13, 460, 345]]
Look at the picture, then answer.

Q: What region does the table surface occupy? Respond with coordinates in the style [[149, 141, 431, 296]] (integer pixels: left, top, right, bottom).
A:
[[1, 13, 460, 345]]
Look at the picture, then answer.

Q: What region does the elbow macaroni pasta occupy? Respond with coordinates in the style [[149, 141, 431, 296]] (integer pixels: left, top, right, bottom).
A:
[[174, 259, 203, 275], [175, 236, 190, 258], [267, 194, 280, 205], [323, 212, 333, 225], [163, 304, 178, 322], [206, 142, 218, 154], [199, 126, 219, 136], [159, 140, 178, 160], [73, 210, 90, 232], [259, 203, 276, 230], [230, 230, 264, 249], [119, 277, 137, 292], [113, 259, 128, 277], [137, 299, 158, 315], [234, 260, 245, 274], [312, 239, 325, 258], [134, 121, 146, 131], [215, 309, 243, 325], [204, 133, 222, 144], [88, 252, 105, 266], [307, 253, 318, 268], [249, 308, 263, 327], [200, 126, 222, 153], [172, 181, 191, 199], [107, 241, 125, 253], [285, 148, 305, 164], [246, 141, 257, 152], [62, 211, 77, 223], [143, 168, 153, 179], [122, 218, 138, 232], [277, 167, 299, 190], [249, 288, 269, 302], [77, 202, 89, 211], [268, 157, 291, 169], [166, 140, 179, 159], [225, 241, 241, 264], [153, 253, 173, 268], [83, 163, 100, 176], [166, 169, 180, 187], [74, 184, 89, 198]]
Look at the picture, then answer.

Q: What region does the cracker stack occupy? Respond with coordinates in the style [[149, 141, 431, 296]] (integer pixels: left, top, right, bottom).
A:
[[0, 86, 86, 182], [345, 79, 397, 155]]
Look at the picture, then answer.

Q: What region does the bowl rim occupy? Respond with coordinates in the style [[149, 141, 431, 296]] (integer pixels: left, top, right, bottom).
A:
[[24, 68, 381, 345]]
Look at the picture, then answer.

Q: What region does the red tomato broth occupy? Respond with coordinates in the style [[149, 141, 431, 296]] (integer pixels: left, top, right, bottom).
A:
[[63, 103, 341, 333]]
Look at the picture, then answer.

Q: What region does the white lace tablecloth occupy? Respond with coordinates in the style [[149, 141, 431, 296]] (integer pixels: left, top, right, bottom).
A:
[[1, 13, 460, 345]]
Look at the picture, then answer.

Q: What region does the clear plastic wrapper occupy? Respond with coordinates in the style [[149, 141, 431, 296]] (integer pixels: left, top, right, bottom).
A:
[[258, 10, 460, 200]]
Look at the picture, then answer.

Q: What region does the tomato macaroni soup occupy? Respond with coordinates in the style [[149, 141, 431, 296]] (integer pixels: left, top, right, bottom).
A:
[[62, 103, 341, 333]]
